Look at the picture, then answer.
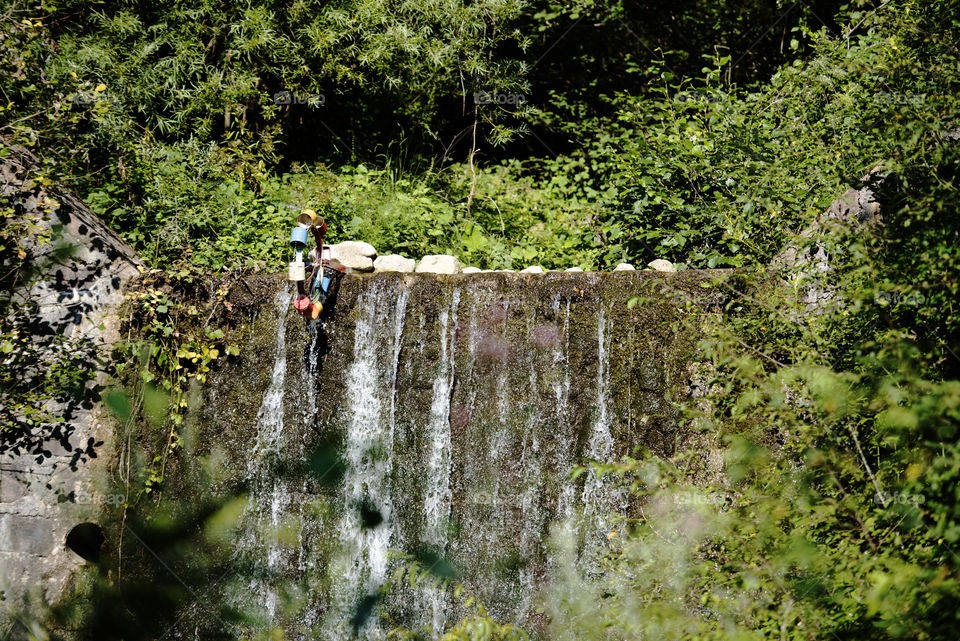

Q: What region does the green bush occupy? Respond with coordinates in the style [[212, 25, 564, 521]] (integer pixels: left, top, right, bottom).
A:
[[86, 157, 621, 272], [611, 0, 959, 270], [538, 3, 960, 640]]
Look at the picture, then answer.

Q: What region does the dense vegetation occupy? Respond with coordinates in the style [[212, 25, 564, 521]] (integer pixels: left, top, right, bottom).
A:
[[3, 0, 960, 639], [2, 0, 854, 270]]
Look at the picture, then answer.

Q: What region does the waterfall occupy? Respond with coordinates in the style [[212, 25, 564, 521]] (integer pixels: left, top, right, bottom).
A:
[[325, 280, 411, 638], [202, 271, 694, 640], [387, 287, 411, 454], [297, 322, 322, 579], [553, 297, 575, 520], [491, 299, 512, 521], [240, 288, 292, 622], [338, 285, 387, 590], [588, 307, 613, 462], [423, 289, 460, 545], [581, 305, 618, 543], [421, 288, 460, 631], [248, 291, 292, 470]]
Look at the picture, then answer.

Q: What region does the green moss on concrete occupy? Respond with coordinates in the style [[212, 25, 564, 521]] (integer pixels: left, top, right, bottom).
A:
[[138, 268, 730, 636]]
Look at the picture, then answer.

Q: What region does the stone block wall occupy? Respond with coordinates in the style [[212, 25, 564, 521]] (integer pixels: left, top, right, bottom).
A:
[[0, 144, 141, 618]]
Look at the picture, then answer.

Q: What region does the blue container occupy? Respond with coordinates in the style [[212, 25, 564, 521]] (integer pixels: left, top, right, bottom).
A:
[[290, 226, 309, 248]]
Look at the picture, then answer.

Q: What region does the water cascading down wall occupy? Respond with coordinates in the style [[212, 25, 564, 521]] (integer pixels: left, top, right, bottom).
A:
[[182, 270, 717, 639]]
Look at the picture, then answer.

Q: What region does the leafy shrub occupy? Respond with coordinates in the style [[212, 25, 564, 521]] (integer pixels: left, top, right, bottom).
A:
[[611, 0, 959, 270], [540, 4, 960, 639]]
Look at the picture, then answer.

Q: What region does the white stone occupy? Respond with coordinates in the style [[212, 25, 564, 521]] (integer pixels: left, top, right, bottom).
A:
[[519, 265, 545, 274], [373, 254, 416, 273], [415, 254, 461, 274], [564, 267, 584, 272], [647, 259, 676, 272], [329, 241, 377, 272], [461, 266, 482, 273], [336, 240, 377, 257], [613, 263, 636, 272]]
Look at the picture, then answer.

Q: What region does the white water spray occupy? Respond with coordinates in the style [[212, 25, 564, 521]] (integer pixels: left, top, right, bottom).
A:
[[422, 288, 460, 632], [243, 288, 292, 621]]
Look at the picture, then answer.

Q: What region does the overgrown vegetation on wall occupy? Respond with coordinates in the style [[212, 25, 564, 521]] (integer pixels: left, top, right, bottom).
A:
[[545, 3, 960, 638], [0, 150, 103, 460], [2, 0, 853, 270]]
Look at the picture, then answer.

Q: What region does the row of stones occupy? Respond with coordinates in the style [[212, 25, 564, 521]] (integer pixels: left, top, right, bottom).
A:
[[327, 241, 677, 274]]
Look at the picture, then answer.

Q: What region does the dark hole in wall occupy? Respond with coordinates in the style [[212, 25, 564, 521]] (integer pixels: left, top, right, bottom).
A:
[[65, 522, 104, 563]]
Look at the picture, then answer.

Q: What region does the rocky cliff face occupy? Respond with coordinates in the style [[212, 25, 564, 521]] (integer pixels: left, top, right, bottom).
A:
[[163, 269, 722, 638]]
